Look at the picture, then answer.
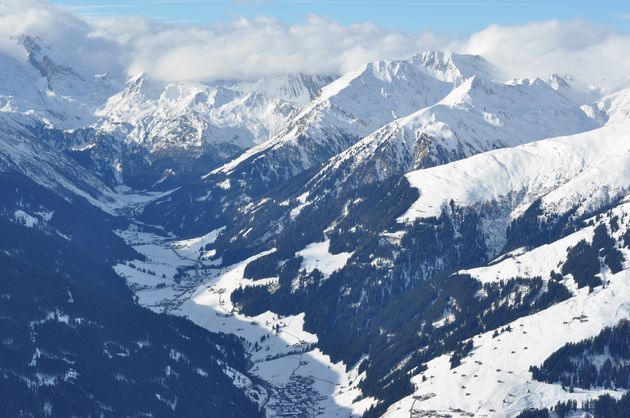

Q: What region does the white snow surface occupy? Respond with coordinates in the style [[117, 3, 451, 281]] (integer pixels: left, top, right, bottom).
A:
[[306, 74, 601, 195], [297, 240, 353, 278], [400, 121, 630, 224], [13, 210, 39, 228], [462, 225, 595, 284], [171, 227, 225, 259]]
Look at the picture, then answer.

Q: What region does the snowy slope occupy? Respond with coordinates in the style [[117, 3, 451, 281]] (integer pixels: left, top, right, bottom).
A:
[[304, 75, 602, 197], [0, 111, 174, 214], [0, 113, 118, 207], [0, 36, 122, 129], [210, 51, 492, 184], [94, 73, 332, 156], [385, 268, 630, 418], [383, 204, 630, 418], [226, 73, 336, 107], [462, 225, 595, 285], [412, 50, 497, 84], [400, 120, 629, 223], [296, 240, 353, 279], [596, 86, 630, 123], [397, 118, 629, 254]]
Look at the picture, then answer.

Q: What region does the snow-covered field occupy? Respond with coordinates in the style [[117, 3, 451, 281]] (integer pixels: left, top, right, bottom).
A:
[[461, 225, 595, 285], [297, 240, 353, 278]]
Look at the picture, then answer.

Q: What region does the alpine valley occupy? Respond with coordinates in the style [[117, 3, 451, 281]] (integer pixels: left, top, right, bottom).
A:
[[3, 29, 630, 418]]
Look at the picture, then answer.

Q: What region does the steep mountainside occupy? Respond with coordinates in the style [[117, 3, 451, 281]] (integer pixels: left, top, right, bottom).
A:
[[0, 112, 119, 208], [299, 74, 602, 203], [58, 73, 333, 189], [0, 36, 333, 189], [85, 72, 334, 186], [208, 51, 493, 189], [0, 168, 267, 417], [140, 51, 500, 234]]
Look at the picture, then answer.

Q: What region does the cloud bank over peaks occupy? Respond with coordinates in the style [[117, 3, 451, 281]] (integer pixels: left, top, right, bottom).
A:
[[458, 19, 630, 90], [1, 1, 630, 90], [0, 0, 126, 77], [92, 14, 448, 81]]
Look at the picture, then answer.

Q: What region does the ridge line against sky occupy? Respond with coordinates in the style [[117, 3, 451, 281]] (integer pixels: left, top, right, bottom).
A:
[[3, 0, 630, 89]]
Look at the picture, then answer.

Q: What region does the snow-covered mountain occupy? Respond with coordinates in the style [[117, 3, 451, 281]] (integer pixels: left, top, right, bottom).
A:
[[0, 35, 335, 188], [208, 51, 493, 188], [0, 112, 121, 208], [5, 32, 630, 418], [93, 72, 333, 157], [0, 35, 122, 129], [138, 51, 502, 234], [378, 116, 630, 416], [69, 72, 333, 187], [400, 117, 629, 236], [303, 74, 602, 200]]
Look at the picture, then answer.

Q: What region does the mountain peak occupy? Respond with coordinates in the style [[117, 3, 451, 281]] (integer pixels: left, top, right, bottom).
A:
[[411, 49, 496, 84], [598, 86, 630, 122], [17, 34, 79, 90], [548, 73, 570, 90], [225, 72, 335, 106], [437, 74, 483, 106], [120, 72, 165, 101]]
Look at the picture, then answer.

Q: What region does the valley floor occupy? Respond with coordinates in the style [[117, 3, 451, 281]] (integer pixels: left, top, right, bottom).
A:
[[114, 226, 375, 417]]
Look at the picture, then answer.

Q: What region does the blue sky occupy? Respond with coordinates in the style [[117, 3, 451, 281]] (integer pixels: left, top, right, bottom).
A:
[[54, 0, 630, 34]]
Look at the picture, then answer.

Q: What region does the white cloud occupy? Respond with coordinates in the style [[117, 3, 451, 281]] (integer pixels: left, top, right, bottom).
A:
[[1, 1, 630, 89], [90, 14, 447, 81], [0, 0, 126, 75], [455, 20, 630, 88]]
